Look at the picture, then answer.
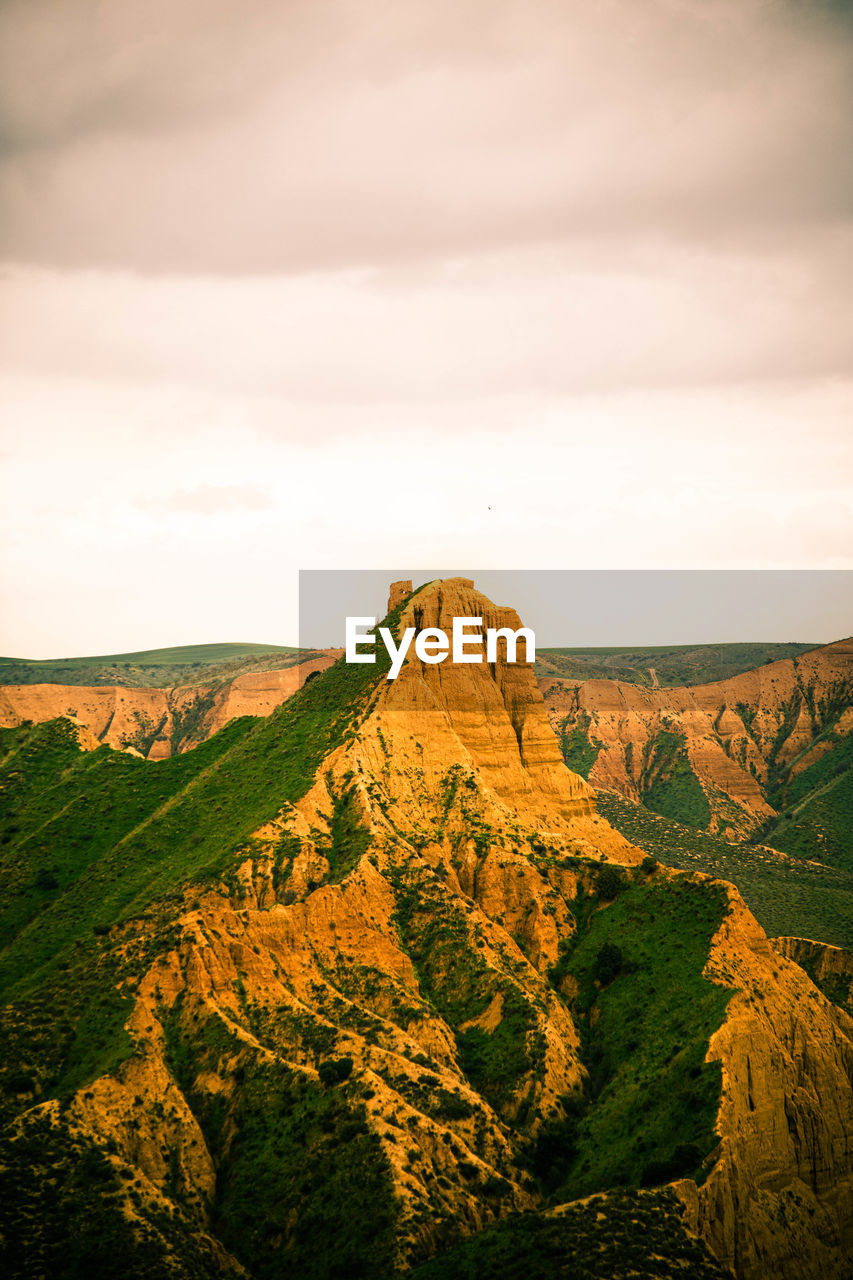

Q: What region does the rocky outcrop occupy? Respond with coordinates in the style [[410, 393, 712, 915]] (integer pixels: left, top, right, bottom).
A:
[[293, 578, 632, 861], [542, 638, 853, 836], [677, 892, 853, 1280], [771, 937, 853, 1014], [388, 579, 414, 611]]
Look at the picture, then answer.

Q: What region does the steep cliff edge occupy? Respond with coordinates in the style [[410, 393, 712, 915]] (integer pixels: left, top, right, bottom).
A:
[[771, 937, 853, 1014], [330, 578, 611, 843], [681, 893, 853, 1279]]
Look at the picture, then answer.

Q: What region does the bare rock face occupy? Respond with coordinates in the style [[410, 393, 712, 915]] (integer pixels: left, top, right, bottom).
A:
[[375, 579, 601, 830], [0, 653, 336, 758], [771, 937, 853, 1014], [542, 638, 853, 836], [0, 681, 174, 753], [387, 579, 414, 612], [678, 891, 853, 1280], [289, 579, 638, 876]]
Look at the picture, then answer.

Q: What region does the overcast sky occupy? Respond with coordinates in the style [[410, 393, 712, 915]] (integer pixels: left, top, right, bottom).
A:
[[298, 570, 852, 647], [1, 0, 851, 656]]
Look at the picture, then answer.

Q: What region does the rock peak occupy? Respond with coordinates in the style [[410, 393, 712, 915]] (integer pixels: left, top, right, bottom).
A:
[[387, 579, 413, 612]]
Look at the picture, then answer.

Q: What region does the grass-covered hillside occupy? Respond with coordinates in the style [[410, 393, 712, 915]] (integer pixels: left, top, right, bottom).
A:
[[536, 642, 814, 688], [410, 1187, 729, 1280], [1, 592, 849, 1280], [596, 791, 853, 950], [0, 646, 387, 1128], [1, 640, 813, 693], [0, 642, 309, 689], [756, 726, 853, 873], [0, 650, 383, 1000]]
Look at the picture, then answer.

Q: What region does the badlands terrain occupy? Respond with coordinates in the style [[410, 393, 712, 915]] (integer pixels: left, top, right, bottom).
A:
[[0, 579, 851, 1279]]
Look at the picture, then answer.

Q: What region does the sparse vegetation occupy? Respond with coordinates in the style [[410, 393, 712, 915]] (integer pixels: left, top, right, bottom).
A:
[[598, 790, 853, 949], [389, 868, 542, 1112], [0, 1112, 227, 1279], [0, 642, 310, 689], [0, 639, 389, 997], [536, 642, 814, 689], [557, 710, 601, 780], [639, 729, 711, 830], [410, 1187, 730, 1279], [758, 730, 853, 872]]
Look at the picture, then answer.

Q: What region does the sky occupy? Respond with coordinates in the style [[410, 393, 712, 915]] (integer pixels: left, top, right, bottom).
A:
[[1, 0, 852, 656], [299, 571, 853, 648]]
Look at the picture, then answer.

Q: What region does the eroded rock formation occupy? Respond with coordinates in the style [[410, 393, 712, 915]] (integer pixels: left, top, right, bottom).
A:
[[2, 579, 851, 1280], [542, 638, 853, 837], [0, 653, 336, 758]]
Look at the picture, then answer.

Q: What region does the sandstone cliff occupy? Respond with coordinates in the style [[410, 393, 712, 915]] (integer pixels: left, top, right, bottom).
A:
[[771, 936, 853, 1014], [0, 653, 336, 758], [542, 637, 853, 841], [677, 892, 853, 1279]]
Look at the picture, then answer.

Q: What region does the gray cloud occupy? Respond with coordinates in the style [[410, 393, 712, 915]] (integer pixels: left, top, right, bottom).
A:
[[2, 230, 852, 403], [2, 1, 851, 655], [0, 0, 851, 273]]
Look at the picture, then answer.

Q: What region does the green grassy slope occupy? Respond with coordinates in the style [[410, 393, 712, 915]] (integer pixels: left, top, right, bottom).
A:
[[597, 791, 853, 949], [0, 591, 419, 1113], [544, 874, 729, 1197], [638, 729, 711, 830], [0, 650, 384, 1000], [537, 642, 814, 688], [410, 1187, 729, 1280], [555, 714, 712, 833], [758, 731, 853, 873], [0, 642, 308, 689], [0, 669, 371, 1111], [162, 1030, 397, 1280]]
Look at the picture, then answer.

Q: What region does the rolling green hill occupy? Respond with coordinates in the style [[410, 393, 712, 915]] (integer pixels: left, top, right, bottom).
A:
[[0, 642, 306, 689], [536, 642, 814, 688], [1, 640, 815, 693]]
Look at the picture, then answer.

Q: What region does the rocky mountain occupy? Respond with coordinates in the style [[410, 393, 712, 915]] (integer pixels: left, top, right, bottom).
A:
[[542, 639, 853, 864], [1, 579, 851, 1280]]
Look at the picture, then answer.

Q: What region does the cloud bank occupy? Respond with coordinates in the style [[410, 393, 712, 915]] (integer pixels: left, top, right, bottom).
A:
[[0, 0, 851, 653]]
